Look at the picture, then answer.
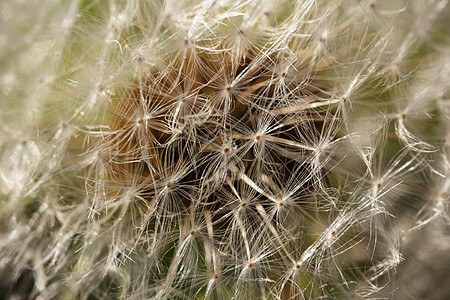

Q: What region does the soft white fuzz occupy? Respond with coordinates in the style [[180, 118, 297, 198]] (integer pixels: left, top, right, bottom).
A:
[[0, 0, 449, 299]]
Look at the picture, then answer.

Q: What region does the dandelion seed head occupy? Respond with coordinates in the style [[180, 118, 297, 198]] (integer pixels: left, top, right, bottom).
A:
[[1, 0, 449, 299]]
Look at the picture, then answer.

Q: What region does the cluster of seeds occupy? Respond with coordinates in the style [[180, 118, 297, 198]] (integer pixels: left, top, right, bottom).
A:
[[0, 0, 449, 299]]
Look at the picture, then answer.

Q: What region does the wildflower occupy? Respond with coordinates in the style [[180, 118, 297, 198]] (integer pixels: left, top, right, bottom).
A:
[[0, 0, 449, 299]]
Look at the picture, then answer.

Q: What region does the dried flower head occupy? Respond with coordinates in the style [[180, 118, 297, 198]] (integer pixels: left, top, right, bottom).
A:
[[0, 0, 449, 299]]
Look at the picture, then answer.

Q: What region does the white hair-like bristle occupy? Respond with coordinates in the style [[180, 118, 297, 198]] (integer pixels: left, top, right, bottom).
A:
[[0, 0, 449, 299]]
